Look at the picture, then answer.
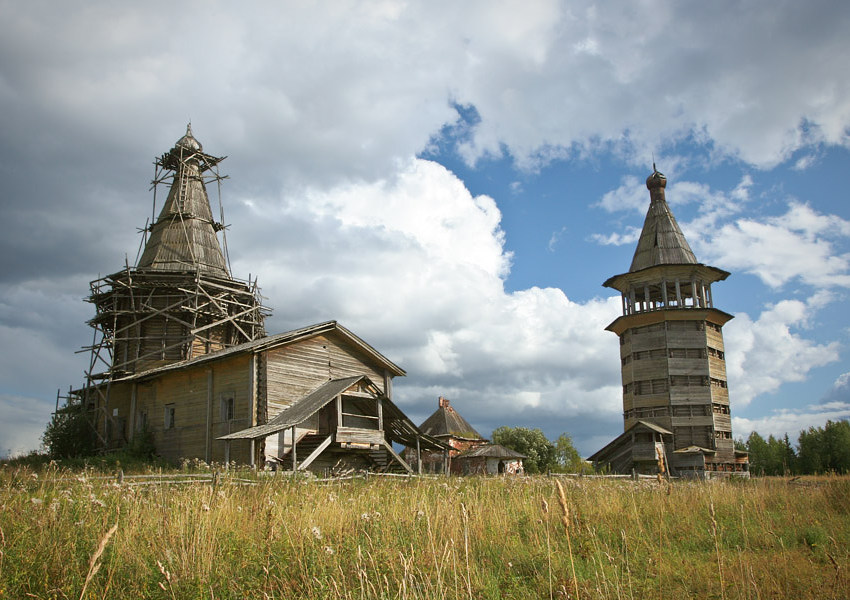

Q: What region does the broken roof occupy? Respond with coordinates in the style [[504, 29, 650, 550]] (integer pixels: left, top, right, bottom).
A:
[[418, 398, 483, 440]]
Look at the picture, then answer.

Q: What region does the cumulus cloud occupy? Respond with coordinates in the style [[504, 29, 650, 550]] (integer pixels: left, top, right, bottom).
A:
[[700, 202, 850, 288], [228, 159, 624, 449], [724, 294, 841, 408]]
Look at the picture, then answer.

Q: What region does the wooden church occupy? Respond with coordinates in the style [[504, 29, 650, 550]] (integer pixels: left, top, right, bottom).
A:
[[67, 126, 446, 471], [589, 167, 749, 478]]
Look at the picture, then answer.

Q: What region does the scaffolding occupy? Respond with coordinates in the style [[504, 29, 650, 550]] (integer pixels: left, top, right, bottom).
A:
[[71, 126, 270, 447]]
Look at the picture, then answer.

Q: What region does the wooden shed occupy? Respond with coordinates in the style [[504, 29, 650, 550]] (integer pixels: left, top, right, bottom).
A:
[[453, 444, 525, 476]]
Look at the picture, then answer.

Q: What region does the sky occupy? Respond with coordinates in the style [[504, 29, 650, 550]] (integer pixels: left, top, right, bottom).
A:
[[1, 0, 849, 458]]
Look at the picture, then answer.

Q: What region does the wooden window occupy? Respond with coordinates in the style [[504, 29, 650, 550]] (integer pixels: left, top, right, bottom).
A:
[[136, 410, 148, 432], [708, 347, 725, 360], [710, 378, 728, 389], [634, 379, 668, 395], [628, 406, 669, 419], [220, 396, 234, 421], [669, 348, 706, 359], [670, 375, 709, 387], [164, 404, 175, 430]]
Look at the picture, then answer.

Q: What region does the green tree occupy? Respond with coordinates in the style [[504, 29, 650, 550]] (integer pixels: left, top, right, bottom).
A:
[[553, 433, 592, 474], [42, 404, 97, 459], [491, 426, 556, 474], [745, 431, 770, 476], [744, 431, 798, 475], [798, 420, 850, 474]]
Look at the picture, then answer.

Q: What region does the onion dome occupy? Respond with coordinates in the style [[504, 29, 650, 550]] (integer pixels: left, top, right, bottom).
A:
[[646, 163, 667, 190], [174, 123, 202, 153]]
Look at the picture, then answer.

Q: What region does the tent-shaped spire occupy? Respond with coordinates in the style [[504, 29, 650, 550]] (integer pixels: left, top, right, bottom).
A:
[[419, 396, 483, 440], [629, 167, 697, 272], [137, 125, 230, 278]]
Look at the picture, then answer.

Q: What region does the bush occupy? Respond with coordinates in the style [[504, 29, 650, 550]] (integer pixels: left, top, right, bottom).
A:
[[42, 404, 97, 459]]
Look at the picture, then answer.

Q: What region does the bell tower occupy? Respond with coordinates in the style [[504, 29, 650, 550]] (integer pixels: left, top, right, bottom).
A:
[[598, 167, 746, 476]]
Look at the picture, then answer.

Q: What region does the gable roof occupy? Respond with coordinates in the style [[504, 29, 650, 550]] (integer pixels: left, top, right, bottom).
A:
[[419, 399, 483, 440], [114, 320, 405, 382], [586, 419, 673, 463]]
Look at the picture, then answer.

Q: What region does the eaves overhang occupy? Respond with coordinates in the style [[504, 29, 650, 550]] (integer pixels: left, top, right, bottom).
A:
[[604, 307, 735, 336], [603, 263, 730, 293]]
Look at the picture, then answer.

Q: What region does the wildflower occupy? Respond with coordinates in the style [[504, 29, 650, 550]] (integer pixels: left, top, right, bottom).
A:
[[324, 546, 335, 555], [311, 526, 322, 540], [416, 509, 425, 520], [30, 497, 42, 505], [360, 513, 371, 521], [201, 503, 210, 512], [31, 472, 38, 480]]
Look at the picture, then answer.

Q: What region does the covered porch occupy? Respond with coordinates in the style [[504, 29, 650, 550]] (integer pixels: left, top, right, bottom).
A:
[[219, 375, 448, 474]]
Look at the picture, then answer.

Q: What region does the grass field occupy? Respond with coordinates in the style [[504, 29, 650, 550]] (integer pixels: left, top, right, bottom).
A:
[[1, 464, 847, 599]]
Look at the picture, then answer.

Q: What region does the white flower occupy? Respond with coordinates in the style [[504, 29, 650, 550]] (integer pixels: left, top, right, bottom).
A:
[[311, 526, 322, 540], [324, 546, 335, 555], [30, 497, 42, 505], [360, 513, 371, 521], [201, 503, 210, 512]]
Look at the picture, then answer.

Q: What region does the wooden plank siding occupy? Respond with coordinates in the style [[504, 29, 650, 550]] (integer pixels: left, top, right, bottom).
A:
[[263, 332, 386, 419], [106, 353, 253, 464]]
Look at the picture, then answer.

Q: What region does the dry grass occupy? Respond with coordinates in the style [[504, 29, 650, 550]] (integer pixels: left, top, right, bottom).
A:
[[1, 466, 848, 599]]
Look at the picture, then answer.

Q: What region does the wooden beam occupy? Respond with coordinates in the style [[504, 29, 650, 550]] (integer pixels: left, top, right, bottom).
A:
[[205, 368, 213, 463], [297, 435, 334, 471], [382, 440, 413, 474], [291, 426, 297, 472], [336, 394, 343, 428]]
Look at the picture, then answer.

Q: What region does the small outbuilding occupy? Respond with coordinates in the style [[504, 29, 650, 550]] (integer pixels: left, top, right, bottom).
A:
[[454, 444, 525, 475]]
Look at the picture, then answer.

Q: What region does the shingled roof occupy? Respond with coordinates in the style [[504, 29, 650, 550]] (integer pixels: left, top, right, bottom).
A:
[[137, 125, 230, 278], [419, 396, 483, 440], [628, 167, 698, 272]]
